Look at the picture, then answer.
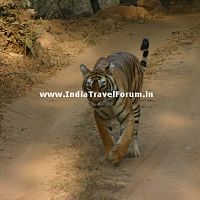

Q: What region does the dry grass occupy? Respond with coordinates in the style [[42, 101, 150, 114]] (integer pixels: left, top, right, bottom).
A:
[[148, 24, 200, 76], [0, 46, 69, 103]]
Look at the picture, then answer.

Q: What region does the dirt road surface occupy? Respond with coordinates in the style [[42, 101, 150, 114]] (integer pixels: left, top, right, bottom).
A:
[[0, 14, 200, 200]]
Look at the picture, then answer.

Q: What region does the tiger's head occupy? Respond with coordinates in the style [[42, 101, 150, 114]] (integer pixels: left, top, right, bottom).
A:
[[80, 59, 116, 108]]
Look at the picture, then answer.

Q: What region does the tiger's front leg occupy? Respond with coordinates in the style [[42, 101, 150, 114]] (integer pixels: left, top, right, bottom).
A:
[[94, 111, 115, 160], [109, 113, 135, 164]]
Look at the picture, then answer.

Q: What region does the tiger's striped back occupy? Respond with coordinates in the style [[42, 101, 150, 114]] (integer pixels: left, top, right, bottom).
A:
[[107, 52, 143, 105]]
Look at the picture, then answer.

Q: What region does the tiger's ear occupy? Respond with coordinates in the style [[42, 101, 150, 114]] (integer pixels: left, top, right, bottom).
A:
[[105, 62, 115, 75], [80, 64, 90, 77]]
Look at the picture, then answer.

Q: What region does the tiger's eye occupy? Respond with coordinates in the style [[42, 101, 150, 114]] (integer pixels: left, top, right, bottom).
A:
[[86, 85, 92, 90]]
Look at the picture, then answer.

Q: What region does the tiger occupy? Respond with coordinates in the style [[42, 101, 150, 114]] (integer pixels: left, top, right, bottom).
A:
[[80, 38, 149, 164]]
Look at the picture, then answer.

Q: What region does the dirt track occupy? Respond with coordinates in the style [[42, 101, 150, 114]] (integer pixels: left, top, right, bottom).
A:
[[0, 14, 200, 200]]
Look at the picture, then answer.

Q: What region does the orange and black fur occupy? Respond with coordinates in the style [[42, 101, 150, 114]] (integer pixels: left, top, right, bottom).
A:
[[80, 39, 149, 164]]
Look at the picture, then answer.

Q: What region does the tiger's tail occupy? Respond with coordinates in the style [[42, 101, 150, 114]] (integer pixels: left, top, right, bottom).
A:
[[140, 38, 149, 71]]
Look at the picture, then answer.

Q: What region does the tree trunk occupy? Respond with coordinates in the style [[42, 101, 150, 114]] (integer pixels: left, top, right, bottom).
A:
[[160, 0, 171, 9], [90, 0, 101, 13], [120, 0, 137, 5]]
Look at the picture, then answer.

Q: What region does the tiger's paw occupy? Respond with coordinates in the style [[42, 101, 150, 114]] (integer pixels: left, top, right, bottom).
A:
[[109, 144, 123, 164], [128, 141, 141, 158]]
